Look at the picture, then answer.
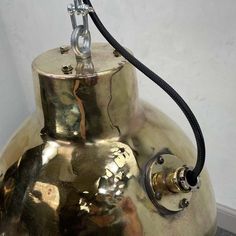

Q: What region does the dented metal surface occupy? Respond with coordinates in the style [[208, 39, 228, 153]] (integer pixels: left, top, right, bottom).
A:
[[0, 43, 216, 235]]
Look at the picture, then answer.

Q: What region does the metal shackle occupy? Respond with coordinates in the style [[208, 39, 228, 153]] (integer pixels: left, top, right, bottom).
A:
[[68, 0, 94, 59]]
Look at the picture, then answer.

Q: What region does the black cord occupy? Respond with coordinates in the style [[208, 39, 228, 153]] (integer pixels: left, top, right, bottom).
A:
[[84, 0, 205, 185]]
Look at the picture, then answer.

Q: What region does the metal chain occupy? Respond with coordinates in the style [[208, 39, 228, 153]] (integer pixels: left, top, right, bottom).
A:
[[67, 0, 94, 59]]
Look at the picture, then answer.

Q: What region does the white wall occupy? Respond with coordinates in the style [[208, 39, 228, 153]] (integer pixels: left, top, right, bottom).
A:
[[0, 0, 235, 210], [0, 14, 28, 148]]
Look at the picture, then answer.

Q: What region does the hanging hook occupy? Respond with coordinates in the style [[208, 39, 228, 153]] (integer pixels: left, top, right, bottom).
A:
[[67, 0, 94, 59]]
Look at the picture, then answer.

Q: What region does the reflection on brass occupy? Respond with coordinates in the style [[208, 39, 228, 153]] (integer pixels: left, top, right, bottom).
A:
[[152, 167, 195, 195], [152, 171, 182, 194], [165, 170, 182, 193], [0, 43, 216, 235]]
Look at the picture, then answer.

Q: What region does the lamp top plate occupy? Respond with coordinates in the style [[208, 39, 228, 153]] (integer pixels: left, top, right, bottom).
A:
[[32, 43, 127, 79]]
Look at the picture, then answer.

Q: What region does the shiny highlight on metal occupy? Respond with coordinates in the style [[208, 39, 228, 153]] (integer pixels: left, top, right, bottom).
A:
[[0, 43, 216, 235]]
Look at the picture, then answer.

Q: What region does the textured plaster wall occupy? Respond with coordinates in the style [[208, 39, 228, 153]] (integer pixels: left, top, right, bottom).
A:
[[0, 0, 235, 209]]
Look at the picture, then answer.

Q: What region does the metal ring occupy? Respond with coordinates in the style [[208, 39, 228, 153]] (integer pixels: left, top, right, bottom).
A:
[[178, 167, 201, 191], [71, 25, 91, 59]]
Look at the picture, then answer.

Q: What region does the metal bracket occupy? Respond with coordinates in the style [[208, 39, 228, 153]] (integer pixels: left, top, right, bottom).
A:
[[144, 150, 200, 215]]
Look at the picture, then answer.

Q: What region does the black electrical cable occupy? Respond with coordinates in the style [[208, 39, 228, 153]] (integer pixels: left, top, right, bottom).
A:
[[84, 0, 205, 185]]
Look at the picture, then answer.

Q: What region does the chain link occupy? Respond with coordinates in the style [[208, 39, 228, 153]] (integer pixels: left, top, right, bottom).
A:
[[67, 0, 94, 59]]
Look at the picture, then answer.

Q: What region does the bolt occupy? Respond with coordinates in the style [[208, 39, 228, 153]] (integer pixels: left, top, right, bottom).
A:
[[119, 147, 125, 153], [155, 192, 162, 201], [157, 156, 164, 165], [61, 64, 73, 74], [179, 198, 189, 209], [60, 45, 70, 54], [113, 50, 121, 57]]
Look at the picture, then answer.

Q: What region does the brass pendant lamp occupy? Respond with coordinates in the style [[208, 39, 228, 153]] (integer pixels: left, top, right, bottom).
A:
[[0, 1, 216, 235]]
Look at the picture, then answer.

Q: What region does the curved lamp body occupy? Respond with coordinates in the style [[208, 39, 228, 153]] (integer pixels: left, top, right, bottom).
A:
[[0, 43, 216, 235]]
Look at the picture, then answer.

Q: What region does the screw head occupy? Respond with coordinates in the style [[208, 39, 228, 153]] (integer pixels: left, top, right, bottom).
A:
[[113, 50, 121, 57], [179, 198, 189, 209], [61, 64, 73, 74], [60, 45, 70, 54], [157, 156, 164, 165], [155, 192, 162, 201]]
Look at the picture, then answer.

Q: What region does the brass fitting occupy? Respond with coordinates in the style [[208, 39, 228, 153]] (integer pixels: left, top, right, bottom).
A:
[[152, 166, 200, 195]]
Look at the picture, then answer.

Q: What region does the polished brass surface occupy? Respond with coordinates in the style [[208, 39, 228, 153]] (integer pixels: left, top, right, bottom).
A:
[[153, 171, 182, 194], [0, 43, 216, 235], [166, 170, 182, 193], [152, 166, 197, 195]]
